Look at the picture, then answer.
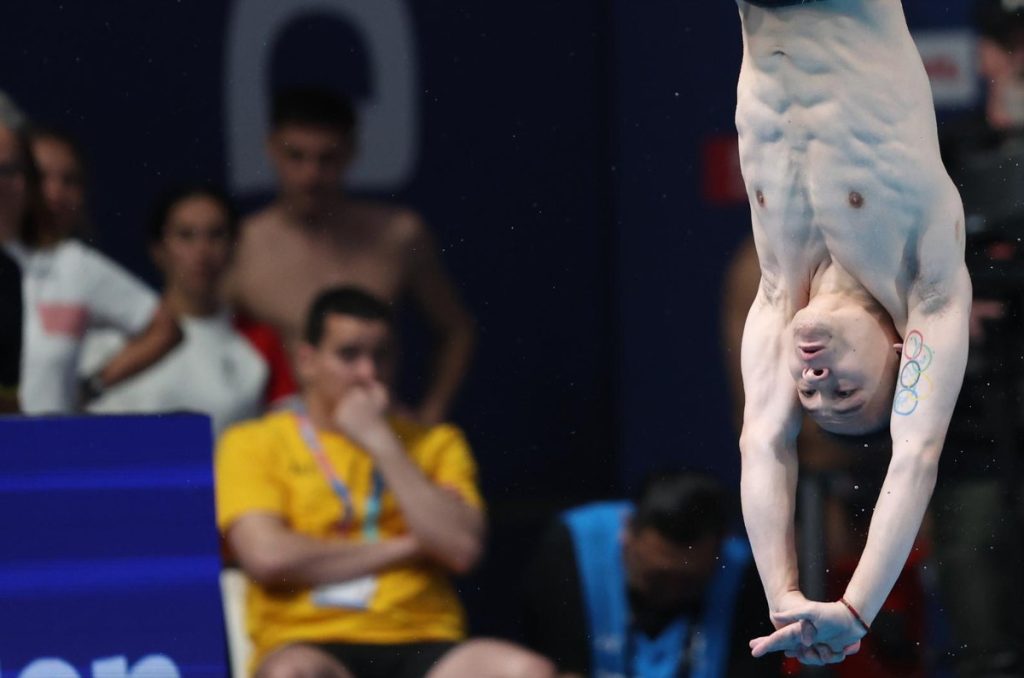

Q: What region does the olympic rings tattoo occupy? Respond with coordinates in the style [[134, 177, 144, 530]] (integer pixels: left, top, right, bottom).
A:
[[893, 330, 933, 416]]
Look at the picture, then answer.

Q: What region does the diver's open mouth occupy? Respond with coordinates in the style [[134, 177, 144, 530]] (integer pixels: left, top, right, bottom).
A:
[[797, 344, 826, 362]]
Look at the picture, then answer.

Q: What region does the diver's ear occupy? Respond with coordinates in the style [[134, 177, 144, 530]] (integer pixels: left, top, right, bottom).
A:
[[893, 342, 904, 355]]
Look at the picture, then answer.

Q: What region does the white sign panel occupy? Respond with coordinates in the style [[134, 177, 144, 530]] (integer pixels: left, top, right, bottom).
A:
[[224, 0, 419, 195], [913, 29, 979, 109]]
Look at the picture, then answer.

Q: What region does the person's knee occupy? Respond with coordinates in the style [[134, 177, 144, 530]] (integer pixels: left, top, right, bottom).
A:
[[255, 644, 352, 678], [495, 648, 557, 678], [439, 639, 556, 678]]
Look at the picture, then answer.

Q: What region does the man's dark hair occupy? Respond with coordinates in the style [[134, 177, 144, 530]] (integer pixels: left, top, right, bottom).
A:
[[147, 183, 238, 245], [975, 0, 1024, 47], [631, 470, 728, 545], [271, 88, 356, 137], [304, 286, 394, 346]]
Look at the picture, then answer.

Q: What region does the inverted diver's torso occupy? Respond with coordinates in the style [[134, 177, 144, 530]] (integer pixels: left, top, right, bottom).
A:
[[735, 0, 958, 330]]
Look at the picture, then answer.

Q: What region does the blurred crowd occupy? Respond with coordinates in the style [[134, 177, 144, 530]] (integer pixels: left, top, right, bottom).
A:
[[0, 84, 775, 677]]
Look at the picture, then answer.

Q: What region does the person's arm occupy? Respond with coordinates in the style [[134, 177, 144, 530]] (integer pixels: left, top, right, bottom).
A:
[[0, 253, 21, 413], [751, 266, 972, 663], [77, 246, 183, 398], [226, 511, 420, 589], [370, 431, 484, 574], [0, 392, 17, 413], [844, 264, 971, 622], [93, 300, 182, 389], [336, 382, 485, 574], [403, 215, 476, 425], [739, 276, 804, 614], [721, 237, 762, 431]]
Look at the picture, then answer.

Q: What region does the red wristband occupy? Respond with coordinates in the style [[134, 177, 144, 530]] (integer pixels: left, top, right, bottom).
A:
[[839, 597, 870, 634]]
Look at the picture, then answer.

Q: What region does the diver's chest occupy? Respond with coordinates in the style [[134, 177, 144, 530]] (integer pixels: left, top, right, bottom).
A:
[[757, 177, 922, 301], [752, 139, 923, 244]]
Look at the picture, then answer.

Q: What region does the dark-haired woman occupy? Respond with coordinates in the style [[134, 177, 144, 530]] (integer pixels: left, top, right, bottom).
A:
[[0, 124, 181, 413], [84, 185, 267, 434]]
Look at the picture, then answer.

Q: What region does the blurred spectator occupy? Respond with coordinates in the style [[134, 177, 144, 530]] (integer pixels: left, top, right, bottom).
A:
[[225, 88, 475, 425], [0, 122, 181, 414], [83, 185, 267, 436], [31, 127, 91, 238], [931, 1, 1024, 674], [0, 248, 19, 412], [0, 103, 23, 411], [523, 470, 776, 678], [215, 286, 553, 677]]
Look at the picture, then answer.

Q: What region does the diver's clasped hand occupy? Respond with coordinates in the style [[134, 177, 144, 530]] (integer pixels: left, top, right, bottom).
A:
[[750, 596, 867, 666]]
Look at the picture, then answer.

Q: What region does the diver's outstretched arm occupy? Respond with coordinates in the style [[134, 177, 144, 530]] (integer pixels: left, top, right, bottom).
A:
[[739, 276, 804, 613], [844, 262, 971, 623], [752, 263, 972, 663]]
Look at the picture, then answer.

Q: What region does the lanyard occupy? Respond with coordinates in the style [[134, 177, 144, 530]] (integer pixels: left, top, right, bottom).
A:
[[295, 413, 384, 542]]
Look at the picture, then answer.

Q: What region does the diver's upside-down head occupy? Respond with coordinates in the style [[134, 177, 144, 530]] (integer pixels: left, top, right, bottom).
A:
[[788, 295, 902, 436]]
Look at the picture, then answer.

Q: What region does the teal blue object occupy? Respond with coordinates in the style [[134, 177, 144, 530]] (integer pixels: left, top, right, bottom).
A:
[[562, 501, 751, 678]]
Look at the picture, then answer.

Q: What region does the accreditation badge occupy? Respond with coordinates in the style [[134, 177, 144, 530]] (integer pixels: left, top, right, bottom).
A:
[[311, 575, 379, 610]]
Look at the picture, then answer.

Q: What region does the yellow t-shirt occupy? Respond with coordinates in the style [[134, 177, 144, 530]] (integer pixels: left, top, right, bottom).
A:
[[215, 410, 484, 665]]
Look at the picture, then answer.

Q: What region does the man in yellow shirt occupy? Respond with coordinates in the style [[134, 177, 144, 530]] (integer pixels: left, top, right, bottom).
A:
[[216, 286, 554, 677]]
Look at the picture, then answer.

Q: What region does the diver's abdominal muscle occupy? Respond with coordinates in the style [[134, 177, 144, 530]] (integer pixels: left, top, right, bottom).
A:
[[736, 5, 942, 311]]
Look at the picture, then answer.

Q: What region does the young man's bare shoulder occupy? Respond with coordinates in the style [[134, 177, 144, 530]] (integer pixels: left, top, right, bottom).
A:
[[238, 205, 299, 246], [348, 199, 427, 246], [242, 204, 285, 231], [389, 206, 428, 245], [909, 180, 969, 308]]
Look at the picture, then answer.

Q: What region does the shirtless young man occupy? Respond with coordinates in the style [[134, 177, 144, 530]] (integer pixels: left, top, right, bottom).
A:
[[734, 0, 972, 665], [226, 89, 475, 425]]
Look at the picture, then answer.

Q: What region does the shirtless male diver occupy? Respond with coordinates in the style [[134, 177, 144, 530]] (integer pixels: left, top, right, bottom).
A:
[[735, 0, 972, 665]]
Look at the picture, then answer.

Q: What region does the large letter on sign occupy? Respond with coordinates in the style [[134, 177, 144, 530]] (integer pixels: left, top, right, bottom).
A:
[[93, 655, 181, 678], [224, 0, 418, 193], [19, 659, 79, 678]]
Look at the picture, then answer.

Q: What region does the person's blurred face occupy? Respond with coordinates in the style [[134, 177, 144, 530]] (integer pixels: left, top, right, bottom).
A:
[[267, 124, 352, 219], [978, 34, 1024, 128], [32, 136, 85, 237], [297, 314, 394, 409], [0, 126, 27, 241], [788, 296, 900, 435], [623, 526, 720, 612], [153, 195, 233, 304]]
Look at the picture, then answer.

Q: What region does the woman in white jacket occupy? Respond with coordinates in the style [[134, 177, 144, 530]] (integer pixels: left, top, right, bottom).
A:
[[0, 120, 180, 414]]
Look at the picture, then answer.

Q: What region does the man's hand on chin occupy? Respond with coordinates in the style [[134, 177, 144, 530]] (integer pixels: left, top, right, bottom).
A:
[[334, 381, 392, 451]]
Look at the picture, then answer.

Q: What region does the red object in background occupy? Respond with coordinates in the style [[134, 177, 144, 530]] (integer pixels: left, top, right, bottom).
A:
[[702, 134, 748, 205], [234, 313, 298, 406], [782, 546, 929, 677], [922, 54, 961, 82], [987, 241, 1017, 261]]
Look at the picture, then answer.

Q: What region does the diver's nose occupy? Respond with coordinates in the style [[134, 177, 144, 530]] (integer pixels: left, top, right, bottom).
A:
[[803, 367, 830, 382]]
